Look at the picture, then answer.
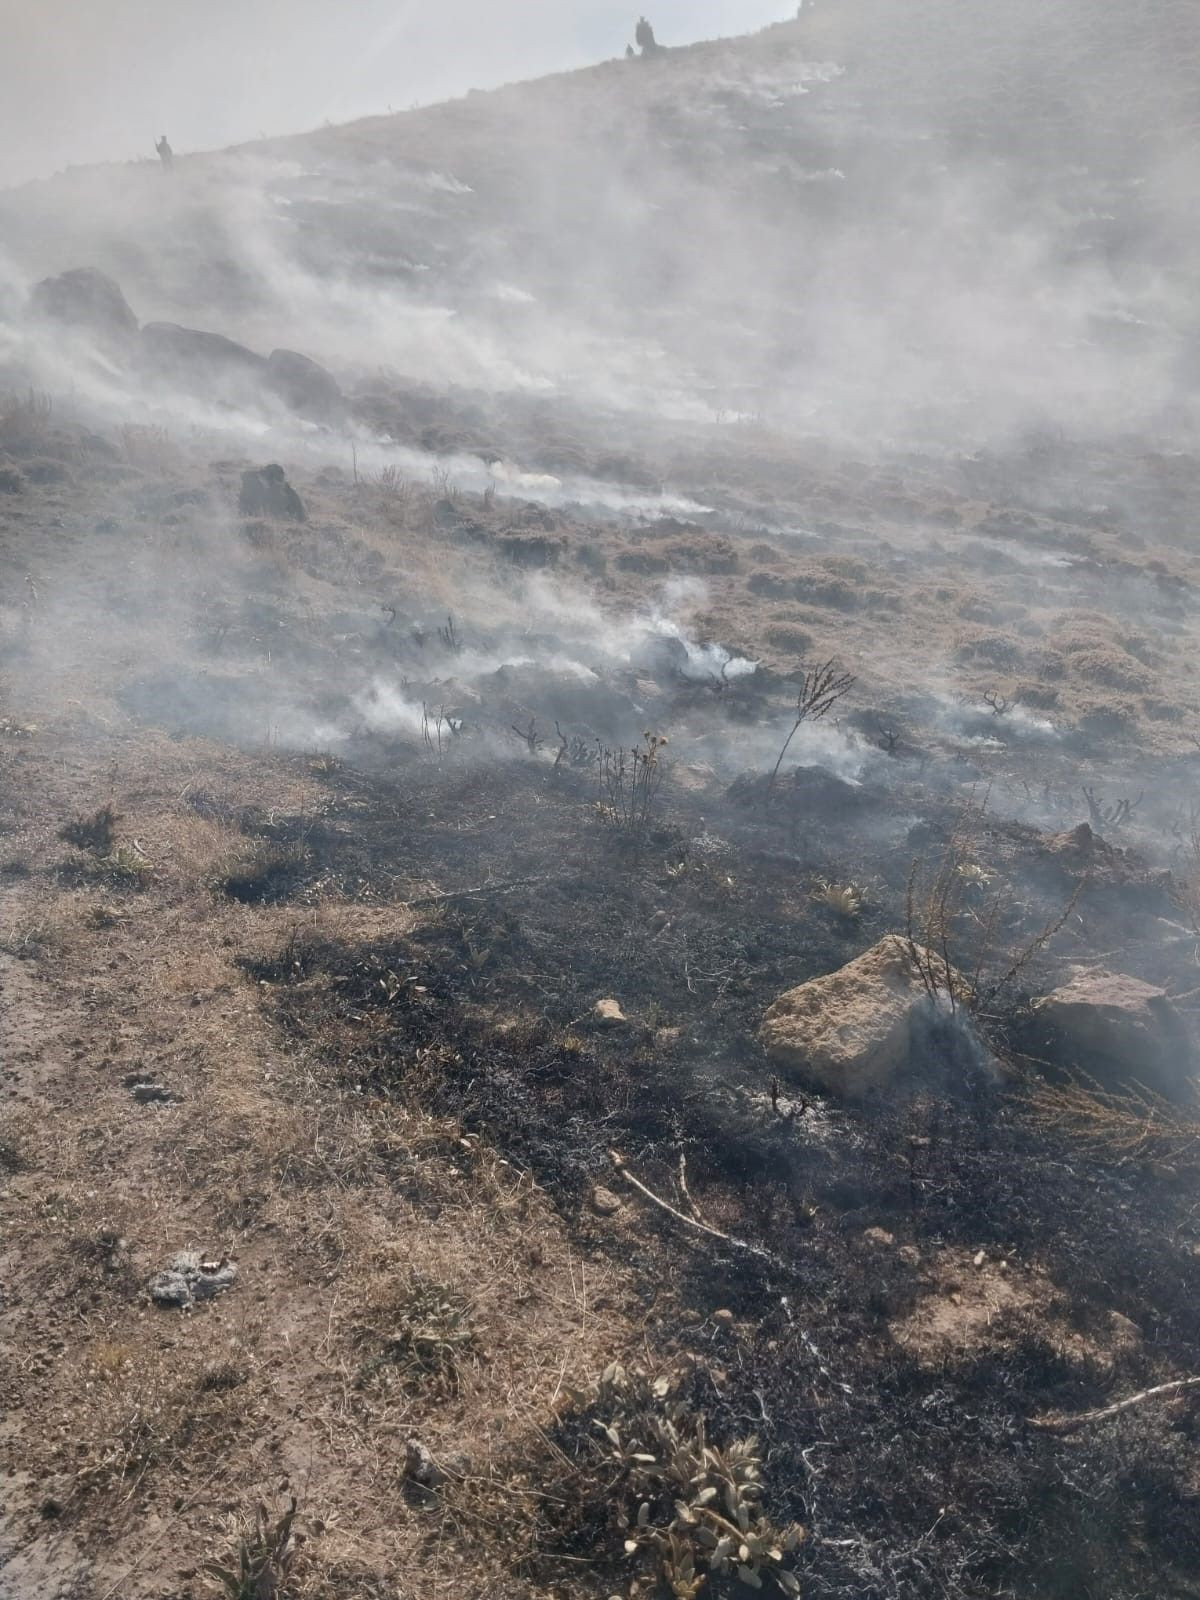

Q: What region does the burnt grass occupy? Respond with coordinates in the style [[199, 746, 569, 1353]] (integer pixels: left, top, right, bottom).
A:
[[246, 753, 1200, 1599]]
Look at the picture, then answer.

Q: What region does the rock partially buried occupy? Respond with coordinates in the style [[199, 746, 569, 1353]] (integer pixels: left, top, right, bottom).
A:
[[590, 1185, 623, 1216], [759, 935, 969, 1096], [593, 998, 628, 1026], [239, 463, 307, 521], [149, 1251, 237, 1308], [1032, 968, 1193, 1096], [30, 267, 138, 347]]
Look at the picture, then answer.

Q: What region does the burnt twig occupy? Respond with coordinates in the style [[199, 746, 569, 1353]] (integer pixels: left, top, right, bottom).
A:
[[1029, 1376, 1200, 1435], [609, 1149, 787, 1270]]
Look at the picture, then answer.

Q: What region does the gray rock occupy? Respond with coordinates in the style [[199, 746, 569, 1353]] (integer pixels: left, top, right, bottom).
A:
[[265, 348, 343, 422], [239, 463, 306, 521], [1033, 968, 1194, 1096], [404, 1438, 447, 1487], [759, 935, 973, 1097], [149, 1251, 237, 1308], [139, 321, 267, 394], [30, 268, 138, 347]]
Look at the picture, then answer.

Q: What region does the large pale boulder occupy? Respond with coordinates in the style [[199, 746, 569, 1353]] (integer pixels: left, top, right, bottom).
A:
[[759, 935, 963, 1096], [1032, 969, 1192, 1096]]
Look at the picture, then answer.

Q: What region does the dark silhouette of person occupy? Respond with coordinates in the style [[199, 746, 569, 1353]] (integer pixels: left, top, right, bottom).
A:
[[635, 16, 658, 54], [155, 135, 174, 170], [625, 43, 635, 58]]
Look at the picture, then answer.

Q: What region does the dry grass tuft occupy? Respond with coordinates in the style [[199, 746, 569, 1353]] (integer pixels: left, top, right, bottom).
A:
[[1024, 1075, 1200, 1170], [352, 1269, 478, 1394]]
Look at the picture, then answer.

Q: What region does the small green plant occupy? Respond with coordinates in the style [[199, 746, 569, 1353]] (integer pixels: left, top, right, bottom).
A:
[[573, 1365, 804, 1596], [204, 1498, 299, 1600]]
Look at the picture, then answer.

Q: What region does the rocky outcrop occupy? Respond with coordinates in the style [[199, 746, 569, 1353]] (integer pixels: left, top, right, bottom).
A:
[[1032, 968, 1193, 1096], [759, 935, 968, 1096], [265, 348, 343, 422], [30, 267, 138, 347], [239, 463, 306, 521], [139, 321, 267, 392]]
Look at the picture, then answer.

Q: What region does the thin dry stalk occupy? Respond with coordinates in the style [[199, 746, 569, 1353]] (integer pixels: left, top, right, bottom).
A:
[[766, 659, 855, 798]]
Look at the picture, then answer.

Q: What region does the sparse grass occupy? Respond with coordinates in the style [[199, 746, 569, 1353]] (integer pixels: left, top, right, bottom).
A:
[[119, 423, 179, 474], [62, 843, 156, 890], [354, 1270, 478, 1394], [204, 1498, 300, 1600], [74, 1343, 255, 1500], [0, 388, 53, 450]]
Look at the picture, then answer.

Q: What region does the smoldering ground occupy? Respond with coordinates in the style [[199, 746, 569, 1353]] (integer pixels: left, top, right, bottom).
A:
[[5, 10, 1200, 1600]]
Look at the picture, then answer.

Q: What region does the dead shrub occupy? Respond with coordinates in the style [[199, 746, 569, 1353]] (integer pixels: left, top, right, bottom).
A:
[[1024, 1077, 1200, 1171], [596, 733, 668, 858], [59, 804, 121, 853]]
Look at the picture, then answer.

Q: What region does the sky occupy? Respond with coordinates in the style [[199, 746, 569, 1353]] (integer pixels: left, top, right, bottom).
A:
[[0, 0, 795, 189]]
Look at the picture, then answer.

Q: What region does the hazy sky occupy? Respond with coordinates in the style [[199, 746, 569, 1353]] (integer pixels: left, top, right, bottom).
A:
[[1, 1, 795, 188]]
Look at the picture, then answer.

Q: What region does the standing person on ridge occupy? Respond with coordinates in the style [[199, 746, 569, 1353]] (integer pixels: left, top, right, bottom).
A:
[[155, 135, 174, 170], [635, 16, 658, 54]]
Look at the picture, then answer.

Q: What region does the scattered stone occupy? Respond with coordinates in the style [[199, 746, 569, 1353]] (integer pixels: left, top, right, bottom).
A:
[[129, 1082, 177, 1105], [265, 348, 344, 422], [124, 1073, 178, 1104], [758, 935, 973, 1096], [863, 1227, 895, 1248], [1032, 968, 1193, 1096], [239, 463, 307, 522], [590, 1185, 622, 1216], [592, 998, 628, 1026], [712, 1309, 735, 1327], [148, 1251, 237, 1308], [973, 1250, 986, 1268], [404, 1437, 447, 1488], [30, 267, 139, 347], [1107, 1311, 1142, 1351]]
